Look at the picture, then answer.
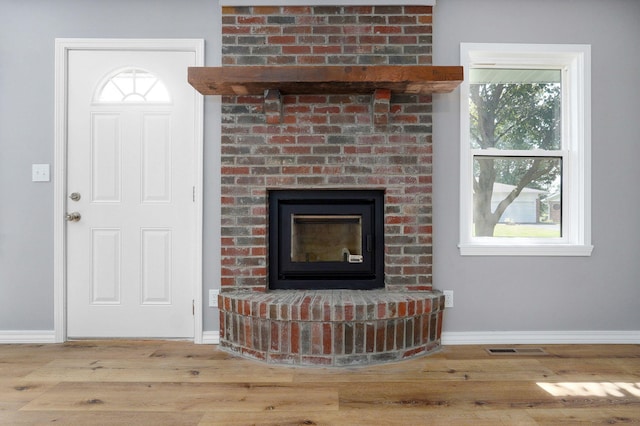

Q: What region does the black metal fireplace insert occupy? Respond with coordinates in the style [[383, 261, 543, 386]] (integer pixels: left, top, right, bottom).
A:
[[268, 189, 385, 290]]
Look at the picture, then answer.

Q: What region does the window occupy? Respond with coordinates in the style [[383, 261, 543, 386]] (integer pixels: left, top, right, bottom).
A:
[[459, 44, 592, 256], [96, 68, 171, 103]]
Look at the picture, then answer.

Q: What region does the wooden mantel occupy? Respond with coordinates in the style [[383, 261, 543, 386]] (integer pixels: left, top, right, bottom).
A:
[[187, 65, 463, 96]]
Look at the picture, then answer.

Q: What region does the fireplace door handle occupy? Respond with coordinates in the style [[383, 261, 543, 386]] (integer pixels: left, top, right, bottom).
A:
[[366, 235, 372, 252]]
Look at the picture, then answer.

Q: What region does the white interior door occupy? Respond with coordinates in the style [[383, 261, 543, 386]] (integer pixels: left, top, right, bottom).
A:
[[66, 49, 198, 338]]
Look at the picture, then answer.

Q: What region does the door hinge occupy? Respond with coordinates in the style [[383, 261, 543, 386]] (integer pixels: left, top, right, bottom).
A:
[[192, 300, 195, 316], [192, 186, 195, 202]]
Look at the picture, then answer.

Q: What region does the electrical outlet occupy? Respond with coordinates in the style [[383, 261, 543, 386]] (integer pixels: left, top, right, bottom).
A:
[[209, 289, 220, 307], [443, 290, 454, 308]]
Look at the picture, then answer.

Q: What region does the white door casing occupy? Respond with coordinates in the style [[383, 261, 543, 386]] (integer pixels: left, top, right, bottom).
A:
[[54, 39, 204, 341]]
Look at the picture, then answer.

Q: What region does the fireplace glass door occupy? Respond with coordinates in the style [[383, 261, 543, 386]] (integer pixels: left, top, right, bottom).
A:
[[291, 214, 363, 263], [269, 190, 384, 290]]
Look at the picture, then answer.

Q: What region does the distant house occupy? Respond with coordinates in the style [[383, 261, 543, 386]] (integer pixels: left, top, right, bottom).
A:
[[543, 192, 562, 223], [490, 183, 547, 224]]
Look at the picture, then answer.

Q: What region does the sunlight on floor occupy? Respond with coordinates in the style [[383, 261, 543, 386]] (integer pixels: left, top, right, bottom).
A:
[[537, 382, 640, 398]]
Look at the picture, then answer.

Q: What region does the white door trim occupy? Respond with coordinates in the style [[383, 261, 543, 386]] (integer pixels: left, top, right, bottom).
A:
[[54, 38, 204, 343]]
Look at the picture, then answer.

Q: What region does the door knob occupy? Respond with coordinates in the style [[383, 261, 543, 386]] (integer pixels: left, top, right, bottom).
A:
[[65, 212, 82, 222]]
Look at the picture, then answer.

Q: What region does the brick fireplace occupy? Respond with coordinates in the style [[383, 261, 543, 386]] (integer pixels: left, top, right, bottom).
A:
[[201, 5, 455, 366]]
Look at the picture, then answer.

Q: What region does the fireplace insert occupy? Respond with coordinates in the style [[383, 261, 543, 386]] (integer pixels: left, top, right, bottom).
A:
[[268, 189, 384, 290]]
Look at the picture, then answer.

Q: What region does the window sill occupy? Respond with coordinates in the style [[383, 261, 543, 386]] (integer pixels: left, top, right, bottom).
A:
[[458, 243, 594, 257]]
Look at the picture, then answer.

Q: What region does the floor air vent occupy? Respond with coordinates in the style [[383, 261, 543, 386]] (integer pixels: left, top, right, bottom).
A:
[[486, 347, 548, 355]]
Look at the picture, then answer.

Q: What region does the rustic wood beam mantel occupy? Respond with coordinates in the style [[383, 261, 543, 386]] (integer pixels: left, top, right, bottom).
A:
[[187, 65, 463, 96]]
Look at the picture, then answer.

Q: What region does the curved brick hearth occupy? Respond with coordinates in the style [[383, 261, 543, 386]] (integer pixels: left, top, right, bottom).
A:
[[219, 290, 445, 367]]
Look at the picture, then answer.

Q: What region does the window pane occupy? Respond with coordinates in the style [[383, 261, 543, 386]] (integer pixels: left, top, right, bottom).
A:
[[469, 68, 562, 150], [473, 156, 561, 238], [97, 69, 171, 103], [98, 81, 123, 102], [145, 83, 171, 102]]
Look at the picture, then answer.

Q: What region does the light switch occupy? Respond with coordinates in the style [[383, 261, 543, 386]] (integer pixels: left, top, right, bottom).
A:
[[32, 164, 50, 182]]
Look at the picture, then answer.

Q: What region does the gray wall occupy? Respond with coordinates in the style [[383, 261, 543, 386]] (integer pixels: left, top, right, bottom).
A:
[[1, 0, 639, 337], [432, 0, 640, 333], [0, 0, 222, 332]]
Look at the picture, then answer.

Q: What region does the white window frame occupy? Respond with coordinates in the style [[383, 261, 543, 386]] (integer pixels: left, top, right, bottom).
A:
[[459, 43, 593, 256]]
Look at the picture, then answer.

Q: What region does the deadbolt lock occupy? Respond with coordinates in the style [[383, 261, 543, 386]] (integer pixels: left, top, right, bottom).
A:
[[69, 192, 81, 202]]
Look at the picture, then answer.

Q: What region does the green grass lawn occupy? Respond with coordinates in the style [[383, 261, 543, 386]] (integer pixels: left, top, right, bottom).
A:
[[491, 223, 561, 238]]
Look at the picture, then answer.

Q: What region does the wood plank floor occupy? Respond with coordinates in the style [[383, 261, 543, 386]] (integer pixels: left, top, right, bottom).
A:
[[1, 341, 638, 425]]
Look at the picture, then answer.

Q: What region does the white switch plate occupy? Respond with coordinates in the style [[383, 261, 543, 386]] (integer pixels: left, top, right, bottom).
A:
[[443, 290, 454, 308], [209, 289, 220, 307], [32, 164, 50, 182]]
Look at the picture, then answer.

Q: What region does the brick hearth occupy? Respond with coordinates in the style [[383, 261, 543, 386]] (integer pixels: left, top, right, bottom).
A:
[[220, 290, 444, 366], [217, 5, 444, 366]]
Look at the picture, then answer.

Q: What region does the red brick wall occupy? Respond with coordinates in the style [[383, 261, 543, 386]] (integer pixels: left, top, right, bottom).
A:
[[220, 6, 434, 293]]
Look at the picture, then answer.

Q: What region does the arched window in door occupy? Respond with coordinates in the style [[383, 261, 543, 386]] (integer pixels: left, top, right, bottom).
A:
[[96, 68, 171, 103]]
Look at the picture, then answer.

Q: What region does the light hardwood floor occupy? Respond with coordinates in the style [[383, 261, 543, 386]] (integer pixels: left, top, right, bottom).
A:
[[1, 340, 638, 425]]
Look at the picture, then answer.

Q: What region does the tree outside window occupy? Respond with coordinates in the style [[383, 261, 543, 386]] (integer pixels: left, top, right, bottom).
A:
[[470, 68, 562, 237]]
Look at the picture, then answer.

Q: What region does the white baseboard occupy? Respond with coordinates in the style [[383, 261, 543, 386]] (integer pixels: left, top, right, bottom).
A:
[[0, 330, 219, 344], [442, 330, 640, 345], [201, 330, 220, 345], [0, 330, 57, 344], [3, 330, 637, 346]]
